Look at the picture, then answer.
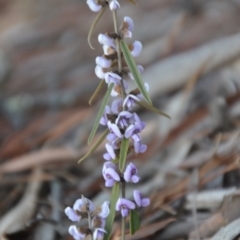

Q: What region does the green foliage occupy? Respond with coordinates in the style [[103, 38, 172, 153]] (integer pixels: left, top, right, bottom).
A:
[[119, 138, 129, 172], [78, 129, 109, 163], [120, 40, 152, 105], [88, 83, 114, 145], [104, 183, 120, 240], [136, 100, 171, 119], [129, 209, 141, 235]]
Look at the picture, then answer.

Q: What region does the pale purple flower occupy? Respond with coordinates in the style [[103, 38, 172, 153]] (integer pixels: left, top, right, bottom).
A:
[[107, 121, 123, 139], [98, 201, 110, 218], [103, 143, 116, 161], [102, 162, 120, 187], [123, 94, 140, 109], [109, 0, 120, 10], [116, 198, 135, 217], [68, 225, 86, 240], [133, 190, 150, 207], [134, 141, 147, 154], [105, 72, 121, 85], [65, 198, 94, 222], [96, 56, 112, 68], [93, 228, 107, 240], [111, 80, 128, 97], [95, 65, 106, 79], [115, 111, 133, 129], [98, 33, 116, 48], [86, 0, 102, 12], [130, 41, 142, 57], [92, 216, 106, 229], [120, 16, 134, 38], [128, 65, 144, 80], [123, 163, 140, 183], [103, 45, 116, 55], [100, 105, 111, 126], [124, 117, 145, 142], [111, 99, 123, 114]]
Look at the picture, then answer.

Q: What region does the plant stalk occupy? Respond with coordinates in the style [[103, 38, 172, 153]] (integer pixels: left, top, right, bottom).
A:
[[121, 181, 126, 240]]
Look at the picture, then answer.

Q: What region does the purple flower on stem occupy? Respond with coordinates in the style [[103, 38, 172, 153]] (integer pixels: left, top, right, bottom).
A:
[[134, 141, 147, 154], [98, 33, 116, 48], [107, 121, 122, 139], [111, 99, 123, 114], [105, 72, 121, 85], [123, 94, 140, 109], [109, 0, 120, 10], [68, 226, 86, 240], [133, 190, 150, 207], [100, 105, 111, 126], [129, 41, 142, 57], [86, 0, 102, 12], [103, 143, 116, 161], [102, 162, 120, 187], [123, 163, 140, 183], [115, 111, 133, 129], [65, 198, 94, 222], [120, 16, 134, 38], [103, 45, 116, 55], [96, 56, 112, 68], [116, 198, 135, 217], [93, 228, 107, 240], [95, 65, 106, 79]]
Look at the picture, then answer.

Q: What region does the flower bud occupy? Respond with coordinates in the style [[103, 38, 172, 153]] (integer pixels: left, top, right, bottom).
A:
[[109, 0, 120, 10]]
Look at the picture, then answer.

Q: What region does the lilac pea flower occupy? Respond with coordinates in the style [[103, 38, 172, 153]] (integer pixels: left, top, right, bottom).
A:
[[125, 121, 145, 142], [68, 225, 86, 240], [98, 201, 110, 218], [103, 45, 116, 55], [120, 16, 134, 38], [74, 198, 94, 213], [95, 65, 106, 79], [124, 16, 134, 32], [105, 72, 121, 85], [123, 163, 140, 183], [116, 198, 135, 217], [98, 33, 116, 48], [129, 41, 142, 57], [86, 0, 102, 12], [102, 162, 120, 187], [111, 98, 123, 114], [128, 65, 144, 80], [111, 80, 128, 97], [65, 207, 81, 222], [134, 141, 147, 154], [123, 94, 140, 109], [103, 143, 116, 161], [100, 105, 111, 126], [115, 111, 133, 129], [133, 190, 150, 207], [109, 0, 120, 10], [107, 121, 122, 139], [93, 228, 107, 240], [96, 56, 112, 68]]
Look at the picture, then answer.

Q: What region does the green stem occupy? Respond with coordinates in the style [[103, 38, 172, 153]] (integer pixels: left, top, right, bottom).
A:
[[121, 181, 126, 240]]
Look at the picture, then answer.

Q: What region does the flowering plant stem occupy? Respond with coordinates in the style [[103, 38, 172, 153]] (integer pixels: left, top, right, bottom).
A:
[[112, 10, 126, 240], [121, 181, 126, 240]]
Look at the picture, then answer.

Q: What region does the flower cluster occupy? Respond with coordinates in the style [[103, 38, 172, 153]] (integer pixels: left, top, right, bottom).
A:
[[65, 196, 110, 240], [89, 2, 150, 218]]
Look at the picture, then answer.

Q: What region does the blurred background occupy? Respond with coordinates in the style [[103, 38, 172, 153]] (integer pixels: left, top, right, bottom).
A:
[[0, 0, 240, 239]]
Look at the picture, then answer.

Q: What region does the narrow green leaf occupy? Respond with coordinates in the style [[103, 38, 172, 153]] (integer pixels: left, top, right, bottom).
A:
[[136, 100, 171, 119], [120, 40, 152, 105], [104, 183, 120, 240], [89, 79, 105, 106], [78, 129, 108, 164], [119, 138, 129, 172], [88, 83, 114, 145], [130, 209, 141, 235], [88, 7, 106, 49]]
